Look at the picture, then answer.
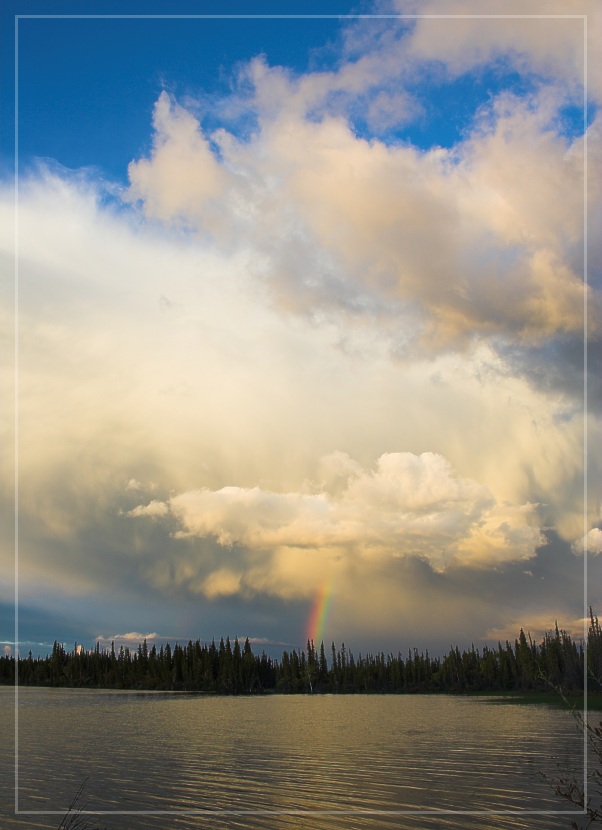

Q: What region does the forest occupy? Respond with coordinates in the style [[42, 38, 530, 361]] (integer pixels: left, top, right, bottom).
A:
[[1, 609, 601, 696]]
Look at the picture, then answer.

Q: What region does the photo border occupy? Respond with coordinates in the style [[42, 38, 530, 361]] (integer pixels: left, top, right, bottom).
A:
[[12, 11, 590, 821]]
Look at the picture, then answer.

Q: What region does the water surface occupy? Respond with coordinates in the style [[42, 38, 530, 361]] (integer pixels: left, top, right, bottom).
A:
[[0, 688, 586, 829]]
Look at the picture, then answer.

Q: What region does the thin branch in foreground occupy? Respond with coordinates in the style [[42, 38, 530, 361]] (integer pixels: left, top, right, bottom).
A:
[[57, 778, 108, 830], [539, 673, 602, 829]]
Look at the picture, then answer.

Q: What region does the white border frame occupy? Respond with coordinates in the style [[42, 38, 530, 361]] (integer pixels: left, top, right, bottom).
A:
[[12, 11, 589, 821]]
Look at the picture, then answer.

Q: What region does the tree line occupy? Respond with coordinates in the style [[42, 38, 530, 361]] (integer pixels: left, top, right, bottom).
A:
[[2, 609, 600, 695]]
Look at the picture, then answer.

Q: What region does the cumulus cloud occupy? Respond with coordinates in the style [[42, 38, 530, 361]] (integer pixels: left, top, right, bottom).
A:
[[129, 452, 544, 602], [95, 632, 167, 649], [397, 0, 600, 102], [125, 74, 597, 359], [406, 8, 581, 80], [201, 569, 243, 599], [127, 92, 236, 230], [2, 7, 598, 651], [1, 159, 592, 597], [572, 527, 602, 555], [127, 500, 170, 519]]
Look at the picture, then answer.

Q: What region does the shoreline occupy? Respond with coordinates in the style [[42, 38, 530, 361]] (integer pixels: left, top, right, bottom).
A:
[[3, 685, 601, 710]]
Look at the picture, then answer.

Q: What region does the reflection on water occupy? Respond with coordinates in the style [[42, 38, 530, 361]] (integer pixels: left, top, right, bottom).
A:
[[0, 688, 585, 829]]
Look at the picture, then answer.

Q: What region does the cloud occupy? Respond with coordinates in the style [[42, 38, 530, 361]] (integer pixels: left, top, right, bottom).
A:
[[1, 159, 592, 593], [129, 451, 544, 602], [2, 8, 599, 653], [572, 527, 602, 555], [127, 91, 233, 228], [125, 78, 597, 361], [201, 569, 243, 599], [243, 636, 293, 647], [485, 614, 587, 644], [127, 500, 169, 519], [95, 632, 166, 649], [397, 0, 600, 102]]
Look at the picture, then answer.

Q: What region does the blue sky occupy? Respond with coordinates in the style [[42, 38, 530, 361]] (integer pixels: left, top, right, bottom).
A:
[[5, 5, 589, 181], [10, 16, 341, 179], [1, 1, 600, 659]]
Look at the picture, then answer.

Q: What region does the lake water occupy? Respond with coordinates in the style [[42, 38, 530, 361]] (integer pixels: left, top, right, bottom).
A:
[[0, 687, 589, 830]]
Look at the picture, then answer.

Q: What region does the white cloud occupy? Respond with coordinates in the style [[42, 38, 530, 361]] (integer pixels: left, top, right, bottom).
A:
[[201, 569, 242, 599], [396, 0, 599, 100], [127, 500, 169, 519], [243, 636, 292, 647], [129, 452, 544, 602], [1, 8, 598, 647], [572, 527, 602, 555], [0, 160, 592, 607], [125, 81, 596, 355], [95, 632, 165, 649], [127, 92, 238, 233]]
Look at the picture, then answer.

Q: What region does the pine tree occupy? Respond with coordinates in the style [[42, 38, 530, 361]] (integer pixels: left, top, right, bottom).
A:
[[589, 609, 602, 690]]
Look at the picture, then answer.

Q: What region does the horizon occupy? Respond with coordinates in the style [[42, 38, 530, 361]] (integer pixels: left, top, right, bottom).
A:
[[1, 1, 601, 662], [5, 607, 598, 667]]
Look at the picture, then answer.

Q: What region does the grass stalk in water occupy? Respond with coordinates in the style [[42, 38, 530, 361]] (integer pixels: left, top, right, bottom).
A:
[[58, 778, 107, 830]]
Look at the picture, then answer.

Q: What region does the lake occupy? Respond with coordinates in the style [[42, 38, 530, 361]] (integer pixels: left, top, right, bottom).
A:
[[0, 687, 588, 829]]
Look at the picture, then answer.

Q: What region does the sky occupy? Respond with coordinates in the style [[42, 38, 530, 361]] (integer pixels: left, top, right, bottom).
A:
[[0, 0, 601, 660]]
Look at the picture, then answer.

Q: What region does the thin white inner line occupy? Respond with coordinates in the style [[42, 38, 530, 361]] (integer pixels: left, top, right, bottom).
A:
[[16, 808, 587, 816], [13, 11, 589, 818], [15, 13, 588, 19], [13, 12, 20, 819], [583, 10, 589, 812]]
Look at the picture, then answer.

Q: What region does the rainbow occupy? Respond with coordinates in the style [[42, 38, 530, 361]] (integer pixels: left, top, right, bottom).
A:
[[306, 579, 333, 646]]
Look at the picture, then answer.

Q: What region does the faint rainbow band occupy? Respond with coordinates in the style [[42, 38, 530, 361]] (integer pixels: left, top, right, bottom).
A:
[[306, 578, 333, 646]]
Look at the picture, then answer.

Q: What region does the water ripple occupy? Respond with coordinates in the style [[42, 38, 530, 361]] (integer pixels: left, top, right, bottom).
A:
[[0, 689, 585, 830]]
